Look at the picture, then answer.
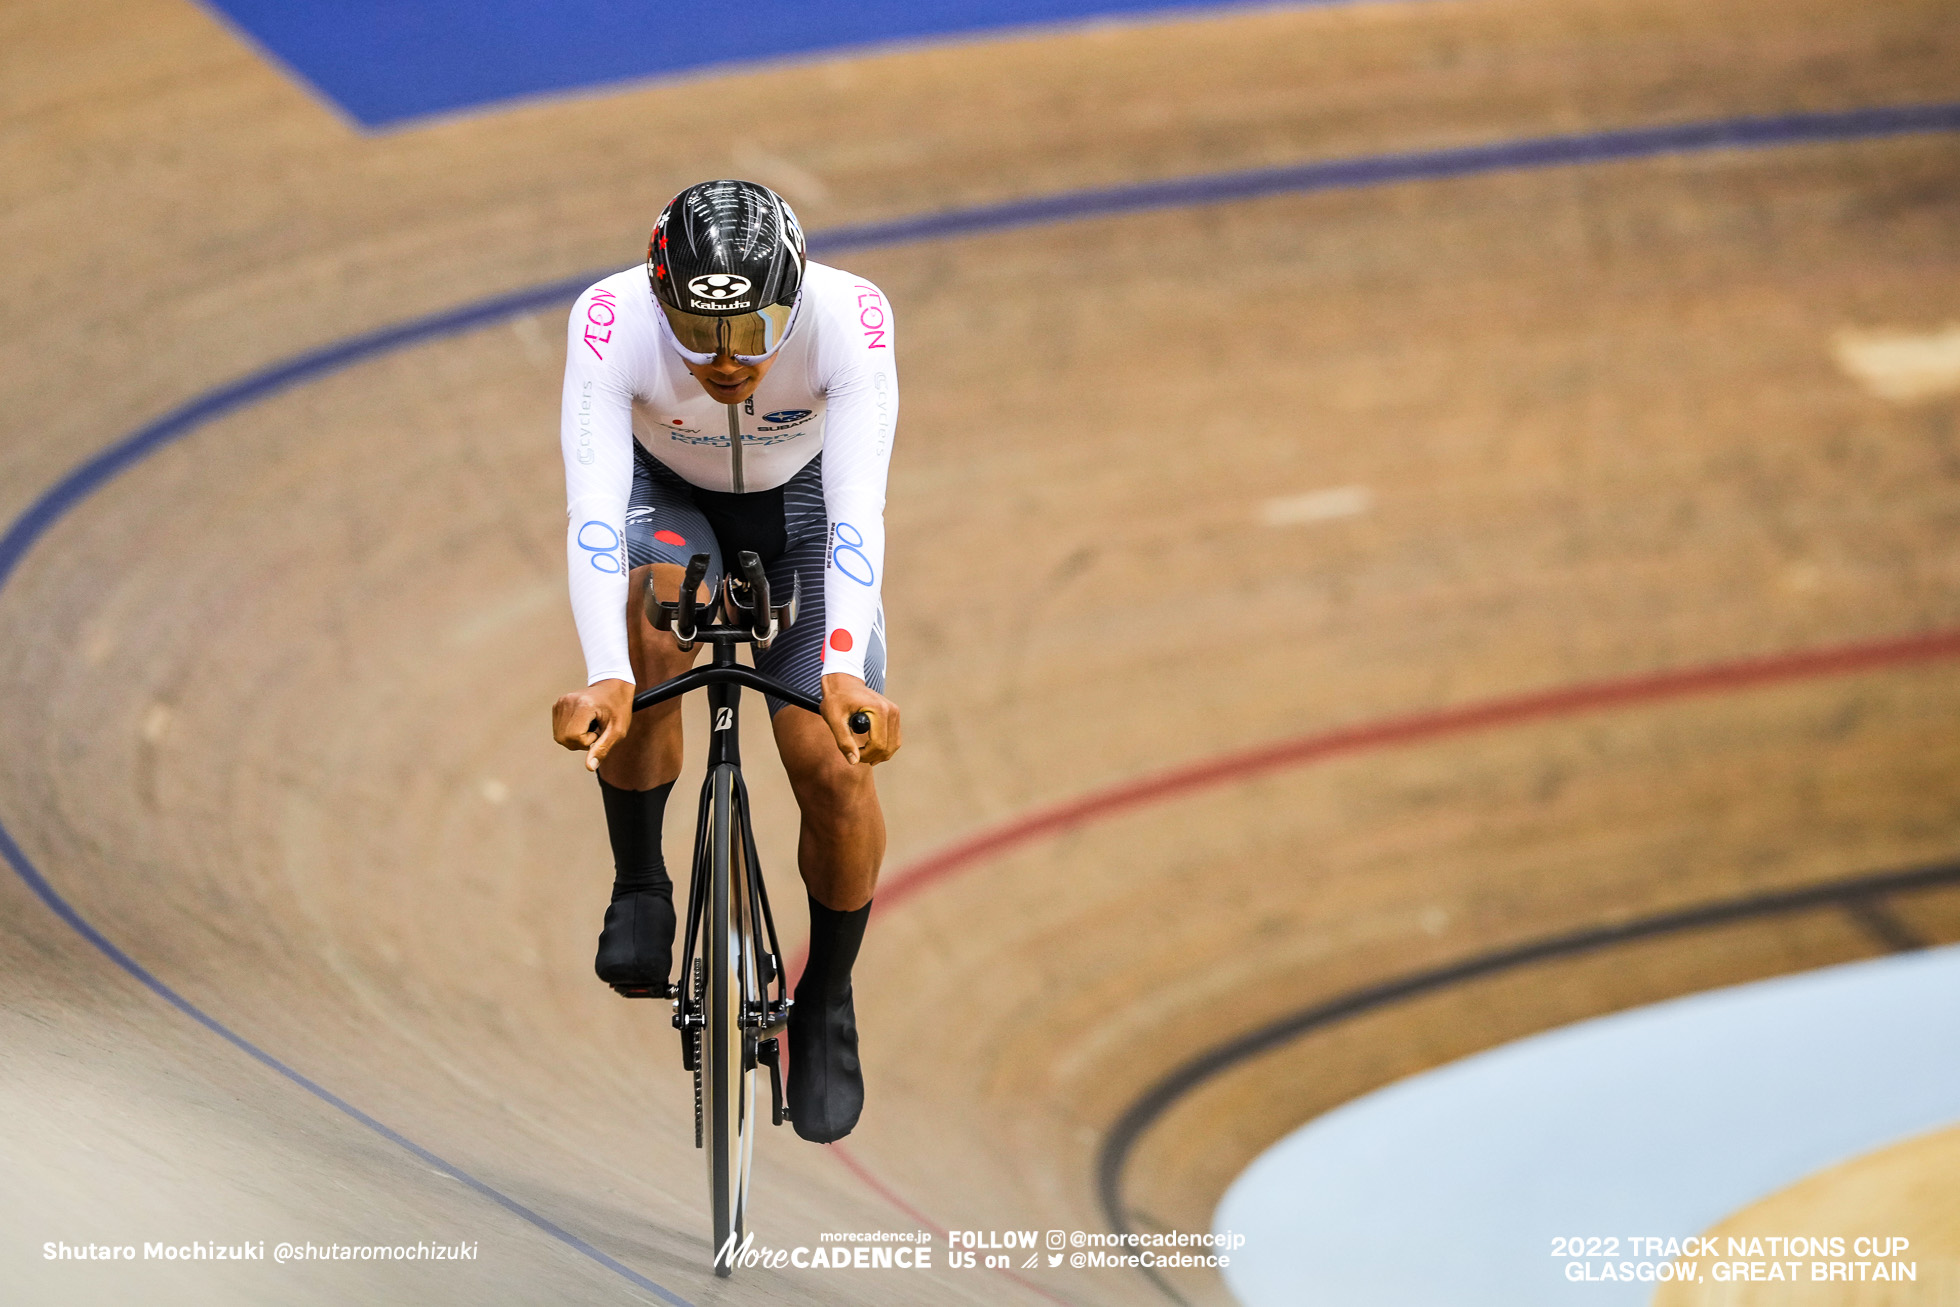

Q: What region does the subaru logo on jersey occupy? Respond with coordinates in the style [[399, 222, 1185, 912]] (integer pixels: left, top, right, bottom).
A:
[[762, 410, 813, 424], [687, 273, 752, 302]]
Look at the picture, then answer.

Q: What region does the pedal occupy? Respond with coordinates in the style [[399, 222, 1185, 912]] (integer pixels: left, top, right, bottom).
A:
[[608, 979, 676, 1000], [757, 1037, 789, 1127]]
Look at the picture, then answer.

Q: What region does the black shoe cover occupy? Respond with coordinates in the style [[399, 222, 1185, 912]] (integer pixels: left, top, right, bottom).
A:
[[594, 889, 675, 988], [787, 984, 863, 1143]]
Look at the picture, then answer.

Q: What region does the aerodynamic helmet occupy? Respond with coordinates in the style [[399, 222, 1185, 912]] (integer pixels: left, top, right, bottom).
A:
[[649, 179, 807, 364]]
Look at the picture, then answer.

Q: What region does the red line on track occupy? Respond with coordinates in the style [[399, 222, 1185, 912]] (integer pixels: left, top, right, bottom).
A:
[[879, 625, 1960, 908], [812, 625, 1960, 1264], [827, 1141, 942, 1233]]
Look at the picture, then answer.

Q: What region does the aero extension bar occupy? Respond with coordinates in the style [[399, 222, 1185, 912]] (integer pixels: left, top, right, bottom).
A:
[[631, 549, 866, 733], [631, 548, 823, 717]]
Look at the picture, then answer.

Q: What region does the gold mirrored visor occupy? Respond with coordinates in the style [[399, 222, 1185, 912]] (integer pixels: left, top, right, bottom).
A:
[[658, 297, 799, 364]]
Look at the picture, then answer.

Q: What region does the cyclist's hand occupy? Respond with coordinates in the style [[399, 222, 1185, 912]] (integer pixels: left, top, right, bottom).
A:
[[552, 678, 636, 771], [821, 674, 901, 766]]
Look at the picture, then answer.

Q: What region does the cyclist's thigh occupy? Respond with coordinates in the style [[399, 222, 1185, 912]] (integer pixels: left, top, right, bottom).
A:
[[756, 532, 886, 716], [627, 447, 724, 589]]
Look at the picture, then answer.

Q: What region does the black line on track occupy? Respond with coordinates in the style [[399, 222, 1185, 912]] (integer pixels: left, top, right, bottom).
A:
[[1096, 857, 1960, 1304], [1843, 894, 1932, 954]]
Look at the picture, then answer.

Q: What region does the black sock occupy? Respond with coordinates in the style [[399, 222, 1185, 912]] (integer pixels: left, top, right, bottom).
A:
[[598, 777, 674, 902], [798, 895, 872, 999]]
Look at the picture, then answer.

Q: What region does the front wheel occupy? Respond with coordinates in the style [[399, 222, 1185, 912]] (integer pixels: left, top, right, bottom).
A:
[[705, 763, 757, 1272]]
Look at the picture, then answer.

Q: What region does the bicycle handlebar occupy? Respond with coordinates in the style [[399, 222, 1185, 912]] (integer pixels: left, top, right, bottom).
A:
[[631, 665, 822, 717], [629, 672, 878, 738]]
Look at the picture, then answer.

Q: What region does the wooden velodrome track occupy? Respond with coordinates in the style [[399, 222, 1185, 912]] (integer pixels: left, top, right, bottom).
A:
[[4, 0, 1960, 1302]]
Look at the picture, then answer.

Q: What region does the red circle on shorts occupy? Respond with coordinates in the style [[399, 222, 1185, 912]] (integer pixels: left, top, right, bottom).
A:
[[828, 629, 853, 653], [653, 529, 686, 546]]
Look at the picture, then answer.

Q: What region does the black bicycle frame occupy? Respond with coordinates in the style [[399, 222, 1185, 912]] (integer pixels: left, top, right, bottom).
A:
[[634, 627, 817, 1053]]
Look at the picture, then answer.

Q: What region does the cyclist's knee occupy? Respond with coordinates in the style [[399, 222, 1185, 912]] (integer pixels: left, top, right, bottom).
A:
[[641, 562, 682, 605], [638, 561, 715, 606], [785, 742, 874, 812], [633, 633, 696, 688]]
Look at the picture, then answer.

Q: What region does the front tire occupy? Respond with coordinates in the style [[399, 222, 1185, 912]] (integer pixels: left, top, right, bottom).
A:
[[705, 764, 756, 1272]]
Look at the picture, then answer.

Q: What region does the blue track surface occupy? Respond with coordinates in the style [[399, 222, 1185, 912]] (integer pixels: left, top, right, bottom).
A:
[[3, 102, 1956, 1302], [201, 0, 1302, 128]]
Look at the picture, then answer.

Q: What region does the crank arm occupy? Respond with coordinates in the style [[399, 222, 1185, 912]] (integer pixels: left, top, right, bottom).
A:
[[758, 1037, 789, 1127]]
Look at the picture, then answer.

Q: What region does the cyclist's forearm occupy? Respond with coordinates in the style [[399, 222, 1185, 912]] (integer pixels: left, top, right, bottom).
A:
[[563, 498, 633, 685], [817, 417, 894, 681], [819, 494, 885, 681], [560, 287, 638, 685]]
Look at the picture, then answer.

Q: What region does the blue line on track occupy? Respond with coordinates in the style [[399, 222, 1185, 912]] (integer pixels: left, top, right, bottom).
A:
[[0, 816, 691, 1305], [815, 101, 1960, 249], [0, 98, 1956, 1300]]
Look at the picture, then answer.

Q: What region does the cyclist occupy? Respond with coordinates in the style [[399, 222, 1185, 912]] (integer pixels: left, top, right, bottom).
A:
[[549, 179, 901, 1144]]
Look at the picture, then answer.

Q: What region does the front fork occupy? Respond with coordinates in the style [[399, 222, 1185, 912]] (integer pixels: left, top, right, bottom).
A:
[[673, 660, 794, 1124]]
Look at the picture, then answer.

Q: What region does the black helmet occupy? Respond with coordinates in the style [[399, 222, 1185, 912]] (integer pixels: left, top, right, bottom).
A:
[[649, 179, 805, 315], [648, 181, 806, 363]]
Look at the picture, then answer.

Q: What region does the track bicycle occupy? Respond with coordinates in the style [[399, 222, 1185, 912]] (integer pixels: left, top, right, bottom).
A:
[[608, 549, 869, 1274]]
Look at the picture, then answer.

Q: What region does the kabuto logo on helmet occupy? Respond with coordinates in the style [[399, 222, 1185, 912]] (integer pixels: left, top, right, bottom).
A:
[[687, 274, 752, 303]]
